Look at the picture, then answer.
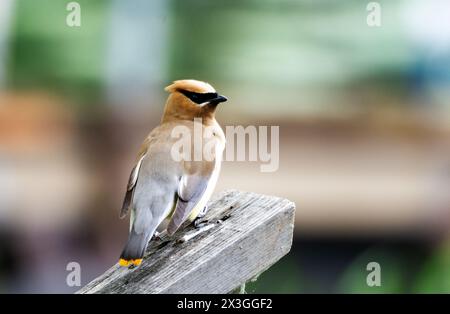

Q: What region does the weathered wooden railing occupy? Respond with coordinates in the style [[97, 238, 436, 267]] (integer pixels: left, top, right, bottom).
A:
[[77, 190, 295, 294]]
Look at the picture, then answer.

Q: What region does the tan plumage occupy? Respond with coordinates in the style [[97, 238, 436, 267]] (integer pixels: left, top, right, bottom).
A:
[[119, 79, 227, 267]]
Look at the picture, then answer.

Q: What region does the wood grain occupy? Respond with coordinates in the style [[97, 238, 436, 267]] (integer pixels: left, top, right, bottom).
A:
[[77, 190, 295, 294]]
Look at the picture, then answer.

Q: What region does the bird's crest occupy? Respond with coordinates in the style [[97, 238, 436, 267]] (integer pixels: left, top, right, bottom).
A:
[[165, 80, 216, 94]]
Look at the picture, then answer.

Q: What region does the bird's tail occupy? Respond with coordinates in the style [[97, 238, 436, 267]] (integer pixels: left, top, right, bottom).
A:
[[119, 229, 152, 267]]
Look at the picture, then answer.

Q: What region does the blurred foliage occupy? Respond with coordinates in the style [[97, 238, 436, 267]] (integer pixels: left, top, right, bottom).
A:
[[414, 241, 450, 293], [336, 247, 406, 293], [168, 0, 414, 115], [7, 0, 109, 103], [246, 254, 305, 294], [5, 0, 417, 112], [169, 0, 411, 85]]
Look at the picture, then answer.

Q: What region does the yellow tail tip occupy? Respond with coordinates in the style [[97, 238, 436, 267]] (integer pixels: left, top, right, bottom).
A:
[[119, 258, 142, 267]]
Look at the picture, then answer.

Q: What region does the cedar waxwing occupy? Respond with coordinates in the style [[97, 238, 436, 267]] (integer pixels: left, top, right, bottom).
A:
[[118, 79, 228, 267]]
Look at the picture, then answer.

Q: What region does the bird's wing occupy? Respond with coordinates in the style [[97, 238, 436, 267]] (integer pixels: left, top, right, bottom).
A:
[[166, 133, 223, 234], [166, 168, 214, 235], [119, 138, 151, 218]]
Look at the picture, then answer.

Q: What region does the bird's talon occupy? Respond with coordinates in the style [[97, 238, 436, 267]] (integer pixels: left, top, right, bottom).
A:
[[194, 219, 209, 229], [197, 206, 208, 219], [152, 231, 161, 241]]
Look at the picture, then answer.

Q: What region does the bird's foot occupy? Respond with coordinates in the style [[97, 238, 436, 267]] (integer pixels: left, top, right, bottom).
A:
[[152, 231, 161, 241], [193, 205, 210, 228], [194, 218, 209, 229], [197, 205, 208, 219]]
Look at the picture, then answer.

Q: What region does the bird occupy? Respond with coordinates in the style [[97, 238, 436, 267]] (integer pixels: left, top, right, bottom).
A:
[[118, 79, 228, 267]]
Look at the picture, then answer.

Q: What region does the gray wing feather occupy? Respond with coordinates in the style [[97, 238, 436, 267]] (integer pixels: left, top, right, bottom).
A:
[[119, 154, 146, 218], [166, 175, 210, 235]]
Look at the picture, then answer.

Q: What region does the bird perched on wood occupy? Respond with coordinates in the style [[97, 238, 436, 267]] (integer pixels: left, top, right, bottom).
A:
[[118, 79, 228, 267]]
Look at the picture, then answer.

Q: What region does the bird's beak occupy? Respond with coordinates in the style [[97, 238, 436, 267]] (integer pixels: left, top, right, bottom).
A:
[[209, 94, 228, 104]]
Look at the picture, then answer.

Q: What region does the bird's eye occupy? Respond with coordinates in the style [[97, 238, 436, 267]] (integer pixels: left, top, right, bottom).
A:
[[190, 93, 200, 103]]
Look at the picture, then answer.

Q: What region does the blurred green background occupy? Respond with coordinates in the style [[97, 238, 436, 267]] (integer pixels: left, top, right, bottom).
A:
[[1, 0, 450, 293]]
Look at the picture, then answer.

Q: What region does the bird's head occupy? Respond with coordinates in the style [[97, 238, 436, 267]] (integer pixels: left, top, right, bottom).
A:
[[162, 79, 227, 123]]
